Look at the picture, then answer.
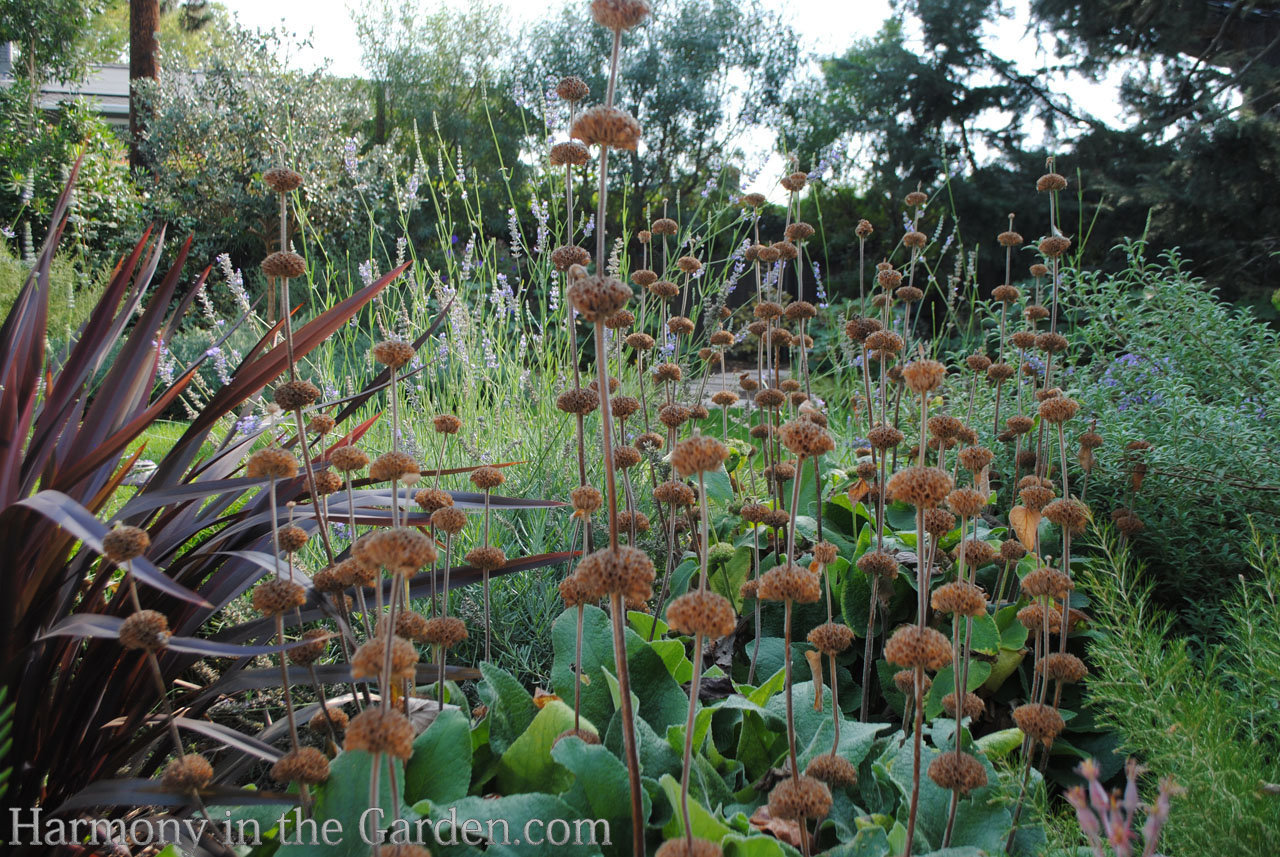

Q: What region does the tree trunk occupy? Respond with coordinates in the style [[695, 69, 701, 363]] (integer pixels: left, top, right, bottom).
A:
[[129, 0, 160, 170], [375, 83, 387, 144]]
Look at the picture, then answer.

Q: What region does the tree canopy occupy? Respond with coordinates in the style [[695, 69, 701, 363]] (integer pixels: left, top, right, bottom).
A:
[[0, 0, 107, 84], [518, 0, 801, 211], [782, 0, 1280, 300]]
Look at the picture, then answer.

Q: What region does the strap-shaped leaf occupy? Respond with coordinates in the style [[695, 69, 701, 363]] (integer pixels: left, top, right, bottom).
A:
[[56, 778, 295, 810], [172, 716, 283, 762], [17, 491, 209, 606]]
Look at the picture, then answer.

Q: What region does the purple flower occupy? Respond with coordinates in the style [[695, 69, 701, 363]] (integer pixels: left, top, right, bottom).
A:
[[235, 414, 262, 436], [812, 260, 828, 307], [342, 137, 359, 179]]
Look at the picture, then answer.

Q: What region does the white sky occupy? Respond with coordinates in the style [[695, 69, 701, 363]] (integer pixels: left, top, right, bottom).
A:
[[218, 0, 1130, 194], [220, 0, 899, 77]]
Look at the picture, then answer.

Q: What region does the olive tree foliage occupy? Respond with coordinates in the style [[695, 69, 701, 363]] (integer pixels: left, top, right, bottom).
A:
[[516, 0, 802, 209], [134, 23, 401, 274]]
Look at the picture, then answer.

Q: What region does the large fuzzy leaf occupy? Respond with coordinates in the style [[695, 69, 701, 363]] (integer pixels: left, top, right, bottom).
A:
[[404, 707, 474, 805]]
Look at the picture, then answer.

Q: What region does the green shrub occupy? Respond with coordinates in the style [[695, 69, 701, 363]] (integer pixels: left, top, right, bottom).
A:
[[1063, 243, 1280, 634], [0, 81, 141, 260], [1078, 527, 1280, 857], [0, 243, 102, 335], [134, 23, 402, 273]]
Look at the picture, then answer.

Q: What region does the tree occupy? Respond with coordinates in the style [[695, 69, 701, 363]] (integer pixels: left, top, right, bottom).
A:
[[1027, 0, 1280, 294], [517, 0, 801, 215], [134, 23, 397, 274], [89, 1, 233, 68], [352, 0, 529, 235], [782, 0, 1280, 300], [129, 0, 159, 168], [0, 0, 106, 88], [1030, 0, 1280, 125]]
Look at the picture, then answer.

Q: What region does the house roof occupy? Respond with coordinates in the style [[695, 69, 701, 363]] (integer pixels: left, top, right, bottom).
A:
[[36, 63, 132, 116], [0, 43, 131, 120]]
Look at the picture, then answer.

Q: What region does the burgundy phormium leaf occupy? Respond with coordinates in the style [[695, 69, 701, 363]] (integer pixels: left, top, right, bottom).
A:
[[0, 185, 461, 827], [17, 491, 209, 607], [56, 778, 296, 810], [37, 614, 336, 658]]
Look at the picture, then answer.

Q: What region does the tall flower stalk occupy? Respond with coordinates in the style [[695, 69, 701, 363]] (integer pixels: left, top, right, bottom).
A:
[[564, 4, 653, 853], [664, 434, 733, 855], [883, 356, 954, 857]]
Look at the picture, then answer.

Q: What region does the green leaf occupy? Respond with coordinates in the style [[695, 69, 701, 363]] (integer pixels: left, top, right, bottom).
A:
[[925, 663, 992, 720], [722, 831, 802, 856], [279, 750, 404, 857], [948, 784, 1013, 853], [999, 616, 1029, 650], [434, 792, 605, 856], [404, 708, 472, 805], [875, 738, 950, 850], [763, 680, 833, 753], [714, 545, 756, 612], [967, 614, 1001, 656], [793, 515, 858, 558], [658, 773, 732, 841], [495, 699, 583, 795], [553, 733, 647, 824], [630, 610, 668, 639], [825, 825, 892, 857], [750, 637, 814, 687], [650, 639, 695, 684], [216, 788, 287, 842], [824, 493, 858, 537], [601, 666, 634, 721], [885, 501, 917, 533], [668, 556, 700, 600], [623, 709, 684, 782], [734, 708, 782, 782], [974, 727, 1025, 759], [876, 739, 1011, 852], [480, 661, 538, 757], [798, 715, 890, 773], [666, 703, 715, 762], [625, 635, 692, 731], [840, 565, 875, 638], [982, 647, 1026, 693], [551, 605, 617, 733], [876, 658, 907, 715], [745, 668, 786, 707], [703, 468, 734, 504]]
